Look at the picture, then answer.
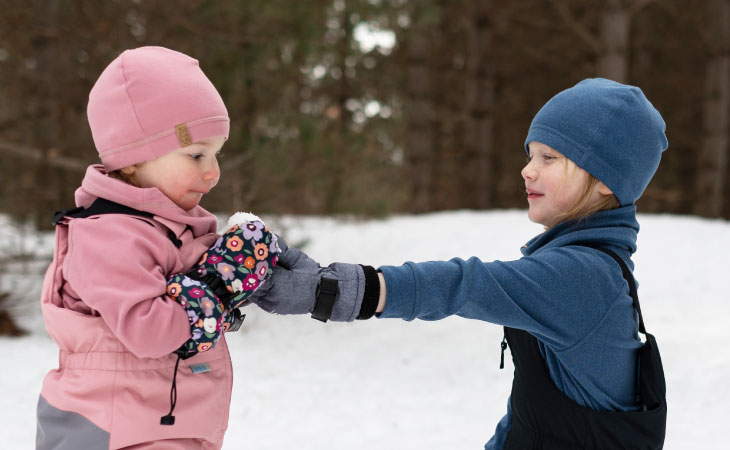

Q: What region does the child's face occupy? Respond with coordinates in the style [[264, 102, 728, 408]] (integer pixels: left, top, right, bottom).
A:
[[123, 136, 225, 211], [522, 142, 603, 228]]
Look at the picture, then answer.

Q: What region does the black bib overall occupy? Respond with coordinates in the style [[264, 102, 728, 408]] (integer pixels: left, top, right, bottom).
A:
[[502, 246, 667, 450]]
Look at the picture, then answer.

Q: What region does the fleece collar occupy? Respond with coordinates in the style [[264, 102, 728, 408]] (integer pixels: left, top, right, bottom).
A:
[[521, 205, 640, 258]]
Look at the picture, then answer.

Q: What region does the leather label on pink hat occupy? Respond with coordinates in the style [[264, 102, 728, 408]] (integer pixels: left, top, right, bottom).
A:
[[175, 123, 193, 147]]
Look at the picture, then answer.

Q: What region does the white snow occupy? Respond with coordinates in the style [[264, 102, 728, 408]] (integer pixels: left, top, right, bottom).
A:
[[227, 212, 264, 230], [1, 210, 728, 449]]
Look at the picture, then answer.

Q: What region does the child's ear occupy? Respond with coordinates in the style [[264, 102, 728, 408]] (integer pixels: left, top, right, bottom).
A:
[[597, 181, 613, 196]]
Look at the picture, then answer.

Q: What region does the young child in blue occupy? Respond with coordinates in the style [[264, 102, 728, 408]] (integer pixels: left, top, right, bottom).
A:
[[250, 78, 668, 449]]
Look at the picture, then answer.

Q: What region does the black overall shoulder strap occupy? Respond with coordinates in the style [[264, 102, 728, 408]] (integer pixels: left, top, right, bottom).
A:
[[573, 243, 647, 334], [52, 197, 153, 225], [51, 198, 181, 248]]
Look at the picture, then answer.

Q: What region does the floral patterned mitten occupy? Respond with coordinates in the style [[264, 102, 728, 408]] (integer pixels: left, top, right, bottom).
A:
[[167, 274, 228, 359], [190, 213, 280, 310], [168, 213, 281, 358]]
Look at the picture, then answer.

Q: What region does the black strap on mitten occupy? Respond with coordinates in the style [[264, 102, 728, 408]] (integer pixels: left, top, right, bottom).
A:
[[185, 270, 245, 332], [309, 265, 381, 322], [311, 277, 339, 322], [186, 270, 234, 308]]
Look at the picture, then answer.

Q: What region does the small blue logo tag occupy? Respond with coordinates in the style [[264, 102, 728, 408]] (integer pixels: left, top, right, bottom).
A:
[[189, 362, 212, 374]]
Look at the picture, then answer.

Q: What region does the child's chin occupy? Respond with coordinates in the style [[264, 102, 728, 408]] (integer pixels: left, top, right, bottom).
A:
[[177, 200, 200, 211], [527, 212, 550, 228], [526, 210, 540, 223]]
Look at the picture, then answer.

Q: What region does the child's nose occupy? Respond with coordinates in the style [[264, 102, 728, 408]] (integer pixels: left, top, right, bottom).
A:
[[203, 158, 220, 183], [521, 162, 536, 180]]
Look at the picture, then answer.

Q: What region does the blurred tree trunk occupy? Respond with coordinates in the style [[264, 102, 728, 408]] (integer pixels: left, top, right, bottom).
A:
[[406, 5, 434, 213], [326, 1, 353, 212], [37, 0, 61, 144], [35, 0, 69, 217], [597, 0, 630, 82], [695, 0, 730, 217], [430, 0, 461, 210], [465, 0, 495, 208], [551, 0, 655, 83]]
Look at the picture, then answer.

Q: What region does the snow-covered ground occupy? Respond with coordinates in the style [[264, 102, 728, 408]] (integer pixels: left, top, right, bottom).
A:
[[1, 210, 728, 449]]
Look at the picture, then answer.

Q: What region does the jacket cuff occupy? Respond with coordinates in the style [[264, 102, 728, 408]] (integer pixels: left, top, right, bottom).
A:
[[376, 264, 419, 320]]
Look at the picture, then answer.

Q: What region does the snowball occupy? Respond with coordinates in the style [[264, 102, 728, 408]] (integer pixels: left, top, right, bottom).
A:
[[227, 212, 263, 229]]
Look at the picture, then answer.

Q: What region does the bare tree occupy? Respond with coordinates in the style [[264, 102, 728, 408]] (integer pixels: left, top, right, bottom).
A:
[[405, 4, 435, 212], [429, 0, 464, 211], [465, 0, 496, 208], [695, 0, 730, 216], [597, 0, 631, 81]]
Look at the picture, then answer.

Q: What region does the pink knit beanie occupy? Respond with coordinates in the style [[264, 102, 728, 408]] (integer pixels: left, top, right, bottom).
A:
[[87, 46, 229, 171]]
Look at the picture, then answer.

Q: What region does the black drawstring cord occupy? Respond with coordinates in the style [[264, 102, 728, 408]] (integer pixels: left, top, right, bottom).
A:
[[500, 335, 508, 369], [160, 354, 182, 425]]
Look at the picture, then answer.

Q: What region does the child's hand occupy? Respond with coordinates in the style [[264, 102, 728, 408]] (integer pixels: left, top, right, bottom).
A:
[[166, 273, 228, 359], [189, 213, 281, 311]]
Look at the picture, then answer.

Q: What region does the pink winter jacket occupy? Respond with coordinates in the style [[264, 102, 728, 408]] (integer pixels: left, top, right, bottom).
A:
[[39, 165, 232, 449]]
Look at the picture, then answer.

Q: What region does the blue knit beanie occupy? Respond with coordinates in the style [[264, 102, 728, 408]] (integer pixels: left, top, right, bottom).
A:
[[524, 78, 668, 206]]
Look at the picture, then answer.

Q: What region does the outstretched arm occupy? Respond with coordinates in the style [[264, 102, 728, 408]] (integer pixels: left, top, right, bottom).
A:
[[255, 244, 620, 351]]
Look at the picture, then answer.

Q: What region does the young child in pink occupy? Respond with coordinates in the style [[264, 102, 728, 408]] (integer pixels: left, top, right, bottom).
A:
[[36, 46, 278, 450]]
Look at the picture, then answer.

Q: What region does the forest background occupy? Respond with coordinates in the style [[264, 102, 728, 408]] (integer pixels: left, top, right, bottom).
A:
[[1, 0, 729, 224]]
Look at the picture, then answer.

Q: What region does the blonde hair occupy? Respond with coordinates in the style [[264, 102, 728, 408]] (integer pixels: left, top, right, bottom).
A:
[[551, 159, 620, 227], [108, 168, 140, 187]]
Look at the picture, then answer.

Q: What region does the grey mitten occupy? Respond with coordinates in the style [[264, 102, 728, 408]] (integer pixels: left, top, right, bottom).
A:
[[248, 245, 380, 322]]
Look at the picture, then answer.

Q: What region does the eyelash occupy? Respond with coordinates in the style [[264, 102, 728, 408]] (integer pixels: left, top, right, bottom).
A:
[[526, 154, 556, 163], [189, 152, 223, 161]]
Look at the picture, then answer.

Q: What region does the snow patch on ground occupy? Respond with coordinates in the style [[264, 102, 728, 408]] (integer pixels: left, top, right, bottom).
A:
[[1, 210, 728, 449]]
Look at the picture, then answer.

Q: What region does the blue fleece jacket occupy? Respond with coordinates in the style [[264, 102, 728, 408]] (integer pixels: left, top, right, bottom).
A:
[[378, 206, 643, 449]]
